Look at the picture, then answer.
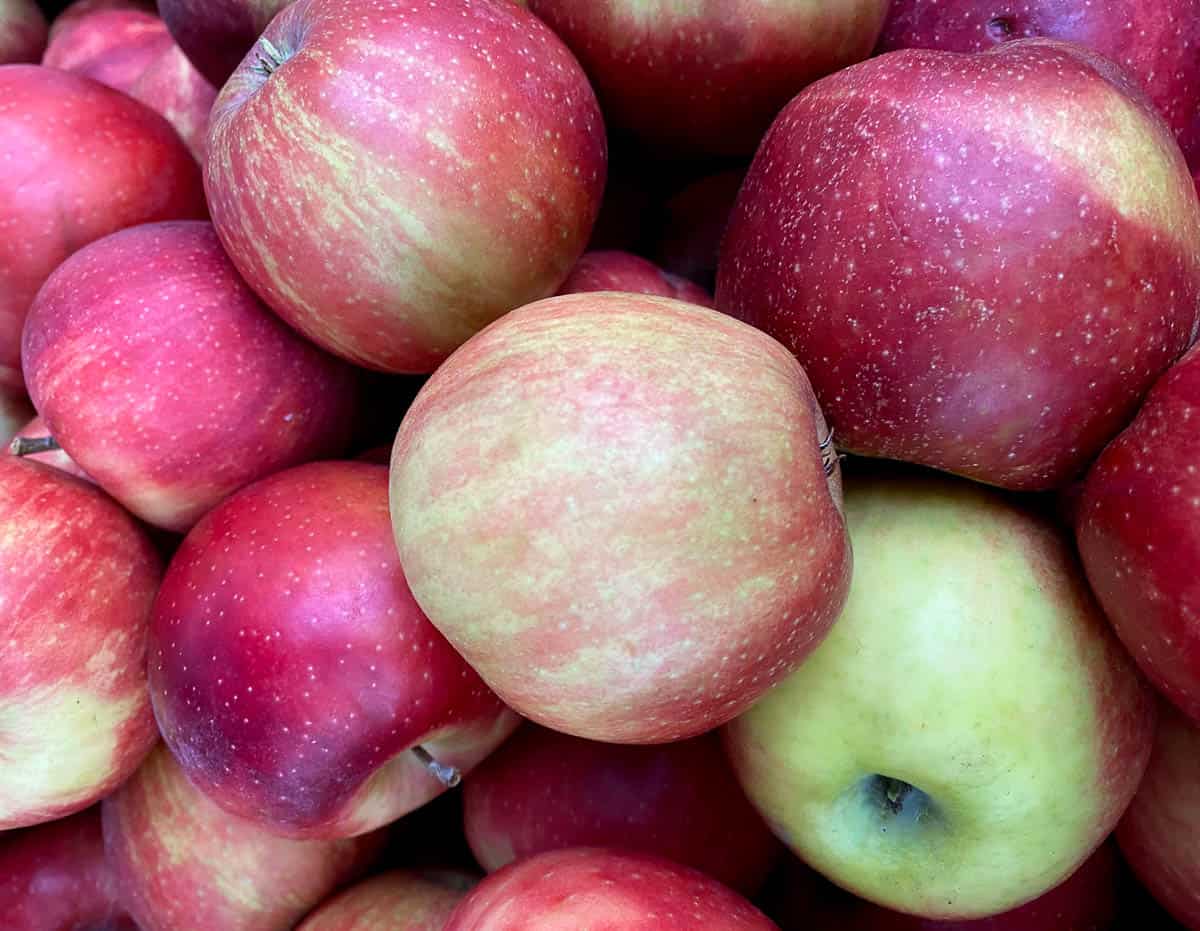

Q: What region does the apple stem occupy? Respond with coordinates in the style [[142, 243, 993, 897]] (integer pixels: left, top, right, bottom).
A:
[[9, 435, 60, 457], [882, 777, 913, 815], [819, 427, 841, 476], [253, 37, 285, 77], [411, 745, 461, 788]]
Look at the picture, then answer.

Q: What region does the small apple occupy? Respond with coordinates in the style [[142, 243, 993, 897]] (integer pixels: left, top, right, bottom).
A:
[[296, 870, 476, 931], [0, 0, 46, 64], [652, 168, 746, 293], [389, 291, 851, 744], [556, 251, 713, 307], [157, 0, 291, 86], [149, 460, 520, 838], [444, 848, 780, 930], [724, 467, 1157, 919]]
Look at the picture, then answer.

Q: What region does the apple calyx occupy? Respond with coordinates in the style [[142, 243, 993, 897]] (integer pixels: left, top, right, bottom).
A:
[[9, 435, 60, 456], [412, 745, 462, 788]]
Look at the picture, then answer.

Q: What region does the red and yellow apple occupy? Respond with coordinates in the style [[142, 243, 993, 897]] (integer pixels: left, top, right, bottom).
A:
[[297, 870, 475, 931]]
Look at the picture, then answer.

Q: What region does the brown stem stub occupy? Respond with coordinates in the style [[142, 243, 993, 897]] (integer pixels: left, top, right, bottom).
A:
[[10, 435, 60, 457], [411, 744, 462, 788]]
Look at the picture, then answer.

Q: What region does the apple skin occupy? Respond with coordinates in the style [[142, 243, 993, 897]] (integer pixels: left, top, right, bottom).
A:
[[652, 169, 746, 294], [158, 0, 290, 87], [149, 460, 520, 839], [21, 220, 361, 534], [0, 390, 32, 444], [10, 415, 90, 480], [877, 0, 1200, 176], [715, 38, 1200, 491], [103, 743, 388, 931], [444, 847, 780, 930], [557, 251, 714, 307], [524, 0, 889, 157], [389, 291, 851, 744], [723, 467, 1157, 920], [47, 0, 153, 41], [204, 0, 607, 374], [41, 4, 217, 161], [0, 456, 162, 830], [0, 0, 45, 63], [0, 64, 205, 394], [463, 725, 780, 896], [0, 805, 137, 931], [297, 870, 476, 931], [1076, 343, 1200, 724]]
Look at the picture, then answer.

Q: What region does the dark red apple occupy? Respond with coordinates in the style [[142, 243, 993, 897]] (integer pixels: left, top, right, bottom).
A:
[[444, 848, 779, 930], [149, 460, 520, 839], [0, 64, 205, 394], [557, 250, 713, 307], [21, 220, 361, 533], [652, 168, 746, 293], [297, 870, 475, 931], [877, 0, 1200, 175], [463, 726, 779, 896], [0, 806, 135, 931], [716, 38, 1200, 491], [0, 456, 161, 830], [204, 0, 607, 374], [1076, 342, 1200, 723], [0, 0, 46, 63], [104, 743, 387, 931], [158, 0, 291, 86]]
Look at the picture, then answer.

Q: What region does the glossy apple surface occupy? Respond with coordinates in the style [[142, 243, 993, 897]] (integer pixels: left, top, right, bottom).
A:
[[724, 468, 1157, 919], [158, 0, 290, 86], [716, 38, 1200, 491], [297, 870, 475, 931], [556, 251, 713, 307], [0, 0, 45, 63], [390, 292, 851, 744]]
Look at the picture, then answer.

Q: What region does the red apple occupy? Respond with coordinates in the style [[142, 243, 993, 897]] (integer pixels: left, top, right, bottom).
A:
[[48, 0, 153, 41], [0, 390, 32, 444], [158, 0, 291, 86], [104, 743, 387, 931], [0, 0, 45, 63], [0, 806, 136, 931], [462, 725, 780, 895], [877, 0, 1200, 175], [652, 168, 746, 293], [444, 848, 780, 930], [204, 0, 607, 374], [556, 251, 713, 307], [42, 4, 217, 161], [1076, 342, 1200, 723], [1117, 702, 1200, 930], [0, 64, 205, 394], [9, 416, 90, 481], [524, 0, 889, 157], [21, 220, 361, 534], [297, 870, 475, 931], [389, 291, 851, 744], [149, 460, 520, 839], [0, 456, 162, 829], [715, 38, 1200, 491]]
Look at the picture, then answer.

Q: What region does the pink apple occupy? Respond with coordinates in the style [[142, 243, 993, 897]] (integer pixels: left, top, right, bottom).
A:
[[0, 0, 46, 64], [204, 0, 607, 374], [297, 870, 476, 931], [1117, 702, 1200, 930], [524, 0, 889, 157], [0, 806, 136, 931], [21, 220, 361, 533], [149, 460, 520, 839], [556, 250, 713, 307], [389, 291, 851, 744], [0, 390, 32, 444], [877, 0, 1200, 175], [463, 725, 780, 895], [0, 456, 162, 830], [716, 38, 1200, 491], [444, 848, 780, 930], [653, 168, 746, 293], [103, 743, 388, 931], [158, 0, 291, 86], [42, 4, 217, 161], [1076, 342, 1200, 723], [0, 64, 205, 394], [9, 415, 90, 481], [48, 0, 153, 41]]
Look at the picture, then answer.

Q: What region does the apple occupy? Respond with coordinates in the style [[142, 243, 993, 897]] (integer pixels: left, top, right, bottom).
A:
[[1076, 342, 1200, 724], [876, 0, 1200, 175], [9, 415, 90, 481], [41, 3, 217, 161], [389, 291, 851, 744], [652, 168, 746, 293], [0, 0, 45, 63], [715, 38, 1200, 491], [21, 220, 361, 533], [557, 251, 714, 307], [204, 0, 607, 374], [0, 455, 162, 830], [723, 466, 1157, 920], [0, 805, 136, 931], [47, 0, 153, 41], [523, 0, 889, 157], [463, 725, 780, 896], [297, 870, 476, 931], [444, 848, 780, 930], [0, 64, 205, 394], [158, 0, 291, 86], [0, 390, 32, 444], [103, 743, 388, 931], [149, 460, 520, 839]]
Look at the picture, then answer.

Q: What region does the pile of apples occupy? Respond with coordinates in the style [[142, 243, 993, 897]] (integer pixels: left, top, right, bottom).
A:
[[4, 0, 1200, 928]]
